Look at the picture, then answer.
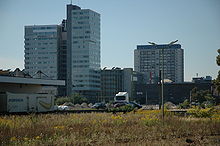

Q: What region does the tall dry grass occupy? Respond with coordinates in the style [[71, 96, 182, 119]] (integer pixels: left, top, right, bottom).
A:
[[0, 110, 220, 145]]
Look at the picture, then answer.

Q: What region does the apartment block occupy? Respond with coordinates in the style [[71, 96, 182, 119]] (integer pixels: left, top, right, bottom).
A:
[[134, 44, 184, 83]]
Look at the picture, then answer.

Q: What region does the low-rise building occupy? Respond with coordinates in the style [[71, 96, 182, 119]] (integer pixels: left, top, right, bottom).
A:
[[0, 69, 65, 113], [101, 67, 144, 102], [133, 82, 212, 105]]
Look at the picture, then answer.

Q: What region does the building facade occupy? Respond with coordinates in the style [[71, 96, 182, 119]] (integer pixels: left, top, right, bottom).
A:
[[24, 5, 101, 98], [134, 44, 184, 83], [101, 68, 144, 102], [57, 20, 68, 96], [0, 69, 65, 113], [133, 82, 212, 105], [24, 25, 61, 79], [67, 5, 101, 99]]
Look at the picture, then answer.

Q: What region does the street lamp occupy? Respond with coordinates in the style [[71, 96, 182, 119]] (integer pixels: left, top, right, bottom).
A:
[[148, 40, 178, 121]]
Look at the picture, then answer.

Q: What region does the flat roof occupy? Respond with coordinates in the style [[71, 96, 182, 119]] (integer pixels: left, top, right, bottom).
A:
[[137, 44, 181, 50], [0, 76, 65, 86]]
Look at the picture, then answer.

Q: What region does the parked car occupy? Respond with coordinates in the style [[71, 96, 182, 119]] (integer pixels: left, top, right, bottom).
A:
[[112, 101, 142, 109], [113, 102, 128, 108], [92, 102, 106, 109], [128, 101, 142, 109], [58, 105, 70, 111]]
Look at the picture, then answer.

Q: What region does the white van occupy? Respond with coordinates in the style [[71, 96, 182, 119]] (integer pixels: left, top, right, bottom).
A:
[[114, 92, 129, 102]]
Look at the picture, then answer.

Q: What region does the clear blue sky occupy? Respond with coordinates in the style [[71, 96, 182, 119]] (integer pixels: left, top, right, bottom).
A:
[[0, 0, 219, 81]]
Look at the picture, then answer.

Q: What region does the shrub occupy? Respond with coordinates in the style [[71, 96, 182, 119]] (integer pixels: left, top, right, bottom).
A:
[[70, 94, 88, 104], [108, 105, 134, 113], [55, 94, 88, 105], [178, 99, 190, 109], [55, 97, 71, 105], [187, 107, 215, 118]]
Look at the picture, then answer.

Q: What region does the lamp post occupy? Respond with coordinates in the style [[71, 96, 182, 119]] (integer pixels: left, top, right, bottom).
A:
[[148, 40, 178, 121]]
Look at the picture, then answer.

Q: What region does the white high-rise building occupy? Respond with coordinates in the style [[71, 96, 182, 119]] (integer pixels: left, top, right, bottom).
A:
[[24, 5, 101, 99], [66, 5, 101, 98], [24, 25, 61, 79], [134, 44, 184, 83]]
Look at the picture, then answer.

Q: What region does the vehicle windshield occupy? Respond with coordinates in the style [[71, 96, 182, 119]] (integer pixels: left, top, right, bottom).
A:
[[116, 96, 126, 100]]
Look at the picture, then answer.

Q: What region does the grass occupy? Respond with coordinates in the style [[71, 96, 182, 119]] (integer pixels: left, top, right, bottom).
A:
[[0, 109, 220, 145]]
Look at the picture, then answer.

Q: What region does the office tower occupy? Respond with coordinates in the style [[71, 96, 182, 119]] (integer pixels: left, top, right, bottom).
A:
[[134, 44, 184, 83], [66, 5, 101, 99], [24, 25, 61, 79]]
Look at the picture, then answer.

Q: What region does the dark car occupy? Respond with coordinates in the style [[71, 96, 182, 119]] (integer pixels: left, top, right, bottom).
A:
[[113, 102, 128, 108], [128, 101, 142, 109], [92, 102, 106, 109]]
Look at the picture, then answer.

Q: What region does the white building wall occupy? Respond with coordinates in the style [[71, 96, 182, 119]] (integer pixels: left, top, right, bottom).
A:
[[69, 8, 101, 92]]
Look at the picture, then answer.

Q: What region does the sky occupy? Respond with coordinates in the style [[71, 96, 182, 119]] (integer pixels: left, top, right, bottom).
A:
[[0, 0, 219, 81]]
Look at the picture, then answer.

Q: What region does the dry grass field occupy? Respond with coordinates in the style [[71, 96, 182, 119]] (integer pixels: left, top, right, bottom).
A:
[[0, 109, 220, 145]]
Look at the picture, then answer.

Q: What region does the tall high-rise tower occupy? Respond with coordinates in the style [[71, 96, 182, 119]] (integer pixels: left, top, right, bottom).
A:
[[24, 25, 61, 79], [134, 44, 184, 83], [66, 5, 101, 99]]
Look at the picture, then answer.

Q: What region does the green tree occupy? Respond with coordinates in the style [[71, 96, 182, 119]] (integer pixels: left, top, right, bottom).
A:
[[213, 49, 220, 95], [55, 94, 88, 105], [70, 93, 88, 104], [216, 49, 220, 66], [191, 88, 215, 107], [55, 97, 71, 105]]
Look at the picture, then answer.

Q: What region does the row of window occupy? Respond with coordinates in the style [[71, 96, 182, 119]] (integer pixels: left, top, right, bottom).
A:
[[25, 52, 56, 55], [74, 74, 100, 78], [25, 56, 51, 60], [73, 65, 89, 68], [74, 84, 100, 88], [140, 52, 176, 55], [74, 80, 100, 83], [72, 55, 89, 58], [73, 16, 89, 20], [72, 25, 91, 29], [72, 11, 99, 16], [72, 11, 89, 15], [25, 38, 57, 42], [73, 60, 89, 63], [32, 26, 57, 30], [26, 66, 56, 69], [25, 61, 56, 64], [25, 47, 57, 50]]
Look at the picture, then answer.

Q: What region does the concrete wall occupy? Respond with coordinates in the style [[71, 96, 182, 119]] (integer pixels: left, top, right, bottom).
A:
[[0, 83, 42, 93]]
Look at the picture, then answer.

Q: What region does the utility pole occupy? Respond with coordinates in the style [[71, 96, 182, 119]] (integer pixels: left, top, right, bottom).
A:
[[161, 46, 164, 121], [190, 90, 192, 108], [146, 90, 148, 105], [148, 40, 178, 121]]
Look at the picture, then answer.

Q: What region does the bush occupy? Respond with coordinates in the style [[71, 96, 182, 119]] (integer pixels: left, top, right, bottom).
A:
[[55, 97, 71, 105], [108, 105, 134, 113], [178, 99, 190, 109], [55, 94, 88, 105], [187, 107, 215, 118], [70, 94, 88, 104]]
